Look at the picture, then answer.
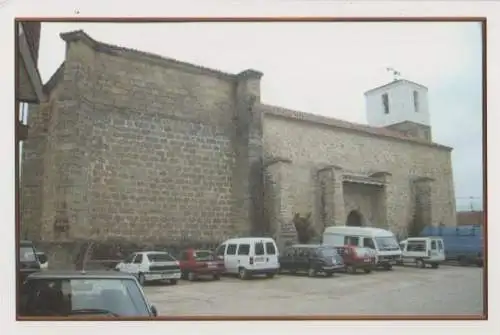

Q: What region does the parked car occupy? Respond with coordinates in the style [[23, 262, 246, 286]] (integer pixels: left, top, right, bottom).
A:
[[18, 270, 158, 317], [215, 237, 280, 280], [115, 251, 181, 285], [398, 237, 445, 269], [420, 225, 483, 266], [279, 244, 344, 277], [19, 240, 41, 285], [334, 245, 376, 274], [178, 248, 225, 281], [323, 226, 402, 270], [36, 252, 48, 271]]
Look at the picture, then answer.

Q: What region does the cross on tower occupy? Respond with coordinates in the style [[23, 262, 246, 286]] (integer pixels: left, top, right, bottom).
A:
[[386, 67, 402, 81]]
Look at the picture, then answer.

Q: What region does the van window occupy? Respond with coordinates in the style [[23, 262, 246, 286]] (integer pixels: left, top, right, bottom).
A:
[[255, 242, 265, 256], [437, 240, 444, 251], [363, 237, 375, 249], [215, 245, 226, 257], [344, 236, 359, 246], [226, 244, 237, 255], [431, 240, 437, 250], [237, 244, 250, 255], [407, 241, 426, 252], [265, 242, 276, 255]]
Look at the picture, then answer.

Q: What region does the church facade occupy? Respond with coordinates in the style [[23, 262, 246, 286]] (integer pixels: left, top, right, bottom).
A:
[[21, 31, 457, 254]]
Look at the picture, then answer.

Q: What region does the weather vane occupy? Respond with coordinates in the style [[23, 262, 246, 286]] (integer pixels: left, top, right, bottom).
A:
[[386, 67, 402, 81]]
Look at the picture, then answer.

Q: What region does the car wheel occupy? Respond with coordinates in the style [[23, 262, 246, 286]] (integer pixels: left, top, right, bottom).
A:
[[238, 267, 249, 280], [169, 279, 178, 285], [364, 268, 372, 274], [266, 273, 275, 279], [384, 263, 393, 270], [325, 271, 333, 277], [416, 259, 425, 269], [187, 272, 197, 281], [213, 273, 221, 280], [138, 273, 145, 286], [307, 267, 316, 277], [431, 263, 439, 269]]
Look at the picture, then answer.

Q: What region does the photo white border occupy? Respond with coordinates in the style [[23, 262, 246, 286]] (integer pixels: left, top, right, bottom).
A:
[[0, 0, 497, 333]]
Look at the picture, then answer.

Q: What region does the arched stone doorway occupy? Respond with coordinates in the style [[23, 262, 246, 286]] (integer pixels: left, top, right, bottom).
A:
[[346, 210, 363, 227]]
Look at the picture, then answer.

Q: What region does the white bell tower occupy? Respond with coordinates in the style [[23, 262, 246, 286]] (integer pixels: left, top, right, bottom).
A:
[[364, 69, 432, 141]]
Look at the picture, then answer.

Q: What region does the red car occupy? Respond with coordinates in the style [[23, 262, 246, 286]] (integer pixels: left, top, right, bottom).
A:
[[178, 248, 225, 281], [335, 245, 376, 274]]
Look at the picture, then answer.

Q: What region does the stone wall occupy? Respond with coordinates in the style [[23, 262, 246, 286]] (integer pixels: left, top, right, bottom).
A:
[[21, 32, 262, 255], [262, 106, 457, 237]]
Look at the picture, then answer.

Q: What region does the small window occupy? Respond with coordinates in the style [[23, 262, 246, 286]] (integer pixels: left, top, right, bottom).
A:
[[344, 236, 359, 246], [265, 242, 276, 255], [254, 242, 265, 256], [133, 254, 143, 264], [237, 244, 250, 255], [382, 93, 390, 114], [413, 90, 419, 112], [215, 245, 226, 256], [363, 237, 375, 249], [407, 241, 426, 252], [430, 240, 437, 250], [226, 244, 237, 255]]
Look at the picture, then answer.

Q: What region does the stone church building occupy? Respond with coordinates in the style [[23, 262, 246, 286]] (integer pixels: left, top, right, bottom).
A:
[[21, 30, 457, 255]]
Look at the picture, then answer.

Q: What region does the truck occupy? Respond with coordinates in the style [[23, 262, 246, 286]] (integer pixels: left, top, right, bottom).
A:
[[419, 225, 483, 266]]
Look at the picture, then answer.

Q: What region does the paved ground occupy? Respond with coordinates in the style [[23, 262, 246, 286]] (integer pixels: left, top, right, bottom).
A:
[[143, 265, 484, 316]]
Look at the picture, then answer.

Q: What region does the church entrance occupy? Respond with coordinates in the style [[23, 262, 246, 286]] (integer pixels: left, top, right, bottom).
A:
[[346, 210, 363, 227]]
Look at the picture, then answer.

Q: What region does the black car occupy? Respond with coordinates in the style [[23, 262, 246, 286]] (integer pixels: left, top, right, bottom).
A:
[[279, 244, 345, 277], [19, 240, 41, 284], [18, 270, 158, 318]]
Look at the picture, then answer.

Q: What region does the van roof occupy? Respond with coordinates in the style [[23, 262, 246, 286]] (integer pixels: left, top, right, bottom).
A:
[[323, 226, 395, 237], [222, 237, 276, 244]]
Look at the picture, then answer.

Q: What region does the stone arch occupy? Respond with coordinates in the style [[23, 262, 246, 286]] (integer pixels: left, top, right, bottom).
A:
[[346, 210, 364, 227]]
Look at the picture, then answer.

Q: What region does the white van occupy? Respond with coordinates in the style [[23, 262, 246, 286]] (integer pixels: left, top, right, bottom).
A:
[[322, 226, 402, 270], [398, 237, 445, 269], [215, 237, 280, 280]]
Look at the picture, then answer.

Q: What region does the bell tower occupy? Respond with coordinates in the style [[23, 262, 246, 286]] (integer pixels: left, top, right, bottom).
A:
[[364, 69, 432, 141]]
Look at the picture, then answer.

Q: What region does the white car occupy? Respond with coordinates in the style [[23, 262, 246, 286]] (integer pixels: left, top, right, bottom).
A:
[[399, 237, 445, 268], [215, 237, 280, 280], [115, 251, 182, 285]]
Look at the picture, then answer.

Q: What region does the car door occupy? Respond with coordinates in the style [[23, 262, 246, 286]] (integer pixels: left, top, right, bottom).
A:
[[118, 253, 136, 273], [279, 248, 293, 270], [129, 253, 143, 275], [225, 244, 238, 273], [294, 247, 309, 272]]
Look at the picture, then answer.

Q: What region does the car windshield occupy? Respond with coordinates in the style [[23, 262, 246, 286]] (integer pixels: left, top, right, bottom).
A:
[[20, 246, 37, 262], [319, 248, 337, 257], [20, 278, 151, 317], [147, 253, 176, 262], [374, 236, 400, 251], [194, 250, 214, 261]]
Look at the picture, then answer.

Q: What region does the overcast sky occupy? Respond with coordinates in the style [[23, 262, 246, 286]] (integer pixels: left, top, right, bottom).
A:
[[37, 22, 484, 211]]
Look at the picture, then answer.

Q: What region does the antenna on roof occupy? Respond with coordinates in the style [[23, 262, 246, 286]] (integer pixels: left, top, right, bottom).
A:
[[386, 67, 402, 81]]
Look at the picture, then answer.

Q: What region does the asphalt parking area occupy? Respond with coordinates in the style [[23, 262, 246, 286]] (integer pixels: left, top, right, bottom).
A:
[[143, 265, 484, 316]]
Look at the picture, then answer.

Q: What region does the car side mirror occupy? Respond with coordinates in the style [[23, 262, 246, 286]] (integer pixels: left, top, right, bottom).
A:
[[150, 305, 158, 317]]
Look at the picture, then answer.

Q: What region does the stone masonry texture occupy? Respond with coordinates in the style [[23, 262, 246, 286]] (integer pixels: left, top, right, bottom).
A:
[[21, 31, 457, 266]]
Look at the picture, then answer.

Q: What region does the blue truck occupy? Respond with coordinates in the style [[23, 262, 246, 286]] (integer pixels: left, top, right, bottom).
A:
[[419, 225, 484, 266]]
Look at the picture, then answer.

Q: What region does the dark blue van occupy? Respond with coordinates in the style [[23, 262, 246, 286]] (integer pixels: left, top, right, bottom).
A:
[[419, 225, 483, 266]]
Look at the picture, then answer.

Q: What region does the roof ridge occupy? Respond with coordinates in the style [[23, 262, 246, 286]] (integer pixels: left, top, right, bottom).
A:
[[260, 103, 451, 150]]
